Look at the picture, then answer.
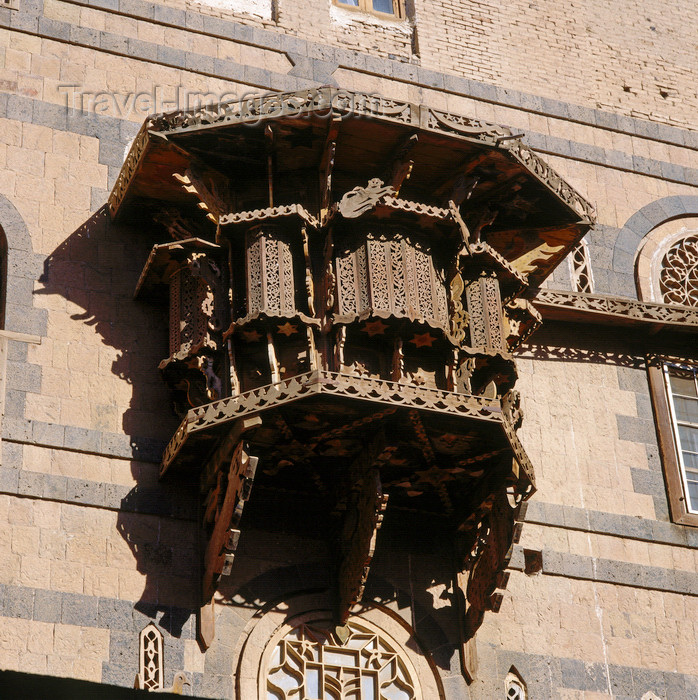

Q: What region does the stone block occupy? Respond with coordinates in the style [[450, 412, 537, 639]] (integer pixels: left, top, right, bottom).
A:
[[0, 467, 20, 493], [61, 592, 98, 627], [42, 474, 67, 500], [65, 479, 104, 507], [97, 597, 134, 631], [99, 32, 128, 54], [33, 588, 62, 623], [64, 427, 101, 453], [2, 442, 23, 469], [32, 421, 65, 447], [6, 586, 33, 619], [156, 45, 186, 68], [17, 471, 43, 498], [153, 4, 185, 25]]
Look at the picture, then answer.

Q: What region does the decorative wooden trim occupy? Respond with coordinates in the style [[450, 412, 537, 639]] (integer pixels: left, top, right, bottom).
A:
[[532, 288, 698, 330], [161, 371, 505, 474], [646, 363, 698, 527]]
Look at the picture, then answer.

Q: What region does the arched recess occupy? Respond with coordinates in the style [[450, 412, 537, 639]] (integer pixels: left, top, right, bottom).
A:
[[0, 223, 6, 329], [635, 217, 698, 304], [0, 193, 44, 334], [612, 195, 698, 292], [628, 201, 698, 526], [233, 591, 445, 700]]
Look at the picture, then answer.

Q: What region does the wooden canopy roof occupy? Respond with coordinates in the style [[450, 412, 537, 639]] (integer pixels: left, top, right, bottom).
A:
[[109, 87, 595, 288]]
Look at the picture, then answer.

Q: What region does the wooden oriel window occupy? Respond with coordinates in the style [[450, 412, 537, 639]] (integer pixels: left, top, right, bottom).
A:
[[334, 0, 404, 19], [648, 361, 698, 526]]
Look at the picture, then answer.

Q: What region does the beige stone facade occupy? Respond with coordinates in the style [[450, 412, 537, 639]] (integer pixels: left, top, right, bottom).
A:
[[1, 0, 698, 698]]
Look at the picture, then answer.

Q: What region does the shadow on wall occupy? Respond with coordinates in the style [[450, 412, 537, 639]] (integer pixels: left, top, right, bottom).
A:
[[519, 321, 692, 367], [215, 507, 467, 675], [35, 206, 199, 635]]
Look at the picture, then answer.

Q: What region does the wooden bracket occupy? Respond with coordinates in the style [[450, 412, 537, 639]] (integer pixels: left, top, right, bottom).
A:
[[336, 430, 389, 624], [198, 416, 261, 649]]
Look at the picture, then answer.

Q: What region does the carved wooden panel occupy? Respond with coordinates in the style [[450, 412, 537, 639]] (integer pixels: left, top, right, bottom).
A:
[[169, 269, 210, 358], [465, 276, 505, 350], [246, 225, 296, 317], [335, 229, 448, 329]]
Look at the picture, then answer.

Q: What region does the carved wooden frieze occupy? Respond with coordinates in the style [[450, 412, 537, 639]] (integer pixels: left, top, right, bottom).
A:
[[532, 288, 698, 329]]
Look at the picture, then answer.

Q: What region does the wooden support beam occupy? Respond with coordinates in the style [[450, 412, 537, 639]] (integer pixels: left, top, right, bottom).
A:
[[382, 132, 418, 196], [336, 430, 390, 624], [320, 117, 341, 216], [198, 416, 261, 649]]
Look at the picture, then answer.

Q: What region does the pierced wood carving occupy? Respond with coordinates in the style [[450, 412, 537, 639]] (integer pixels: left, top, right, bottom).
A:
[[659, 233, 698, 306], [465, 276, 505, 351], [159, 253, 225, 415], [117, 87, 600, 667]]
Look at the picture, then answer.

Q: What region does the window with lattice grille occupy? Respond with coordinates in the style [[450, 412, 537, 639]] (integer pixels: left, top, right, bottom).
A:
[[505, 668, 527, 700], [658, 231, 698, 306], [267, 622, 417, 699], [569, 239, 594, 293], [138, 623, 164, 691]]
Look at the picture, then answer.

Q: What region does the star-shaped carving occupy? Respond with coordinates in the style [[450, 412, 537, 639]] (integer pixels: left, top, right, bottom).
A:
[[241, 329, 262, 342], [410, 332, 435, 347], [276, 322, 298, 336], [362, 319, 388, 336]]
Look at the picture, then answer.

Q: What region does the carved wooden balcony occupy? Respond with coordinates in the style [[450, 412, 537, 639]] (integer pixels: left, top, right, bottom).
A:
[[111, 88, 594, 659]]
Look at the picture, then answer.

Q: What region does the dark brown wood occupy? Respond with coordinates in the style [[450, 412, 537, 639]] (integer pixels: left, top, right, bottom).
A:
[[336, 431, 389, 624], [647, 364, 698, 526]]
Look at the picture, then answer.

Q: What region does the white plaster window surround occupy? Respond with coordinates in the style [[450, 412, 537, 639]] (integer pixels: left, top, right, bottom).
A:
[[190, 0, 273, 20], [568, 238, 594, 293], [330, 0, 411, 31], [505, 667, 527, 699]]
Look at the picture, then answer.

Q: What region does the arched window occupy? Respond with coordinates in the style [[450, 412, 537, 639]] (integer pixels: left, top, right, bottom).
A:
[[569, 238, 594, 293], [637, 218, 698, 525], [267, 621, 417, 700], [657, 231, 698, 306], [234, 593, 444, 700], [136, 623, 164, 691]]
